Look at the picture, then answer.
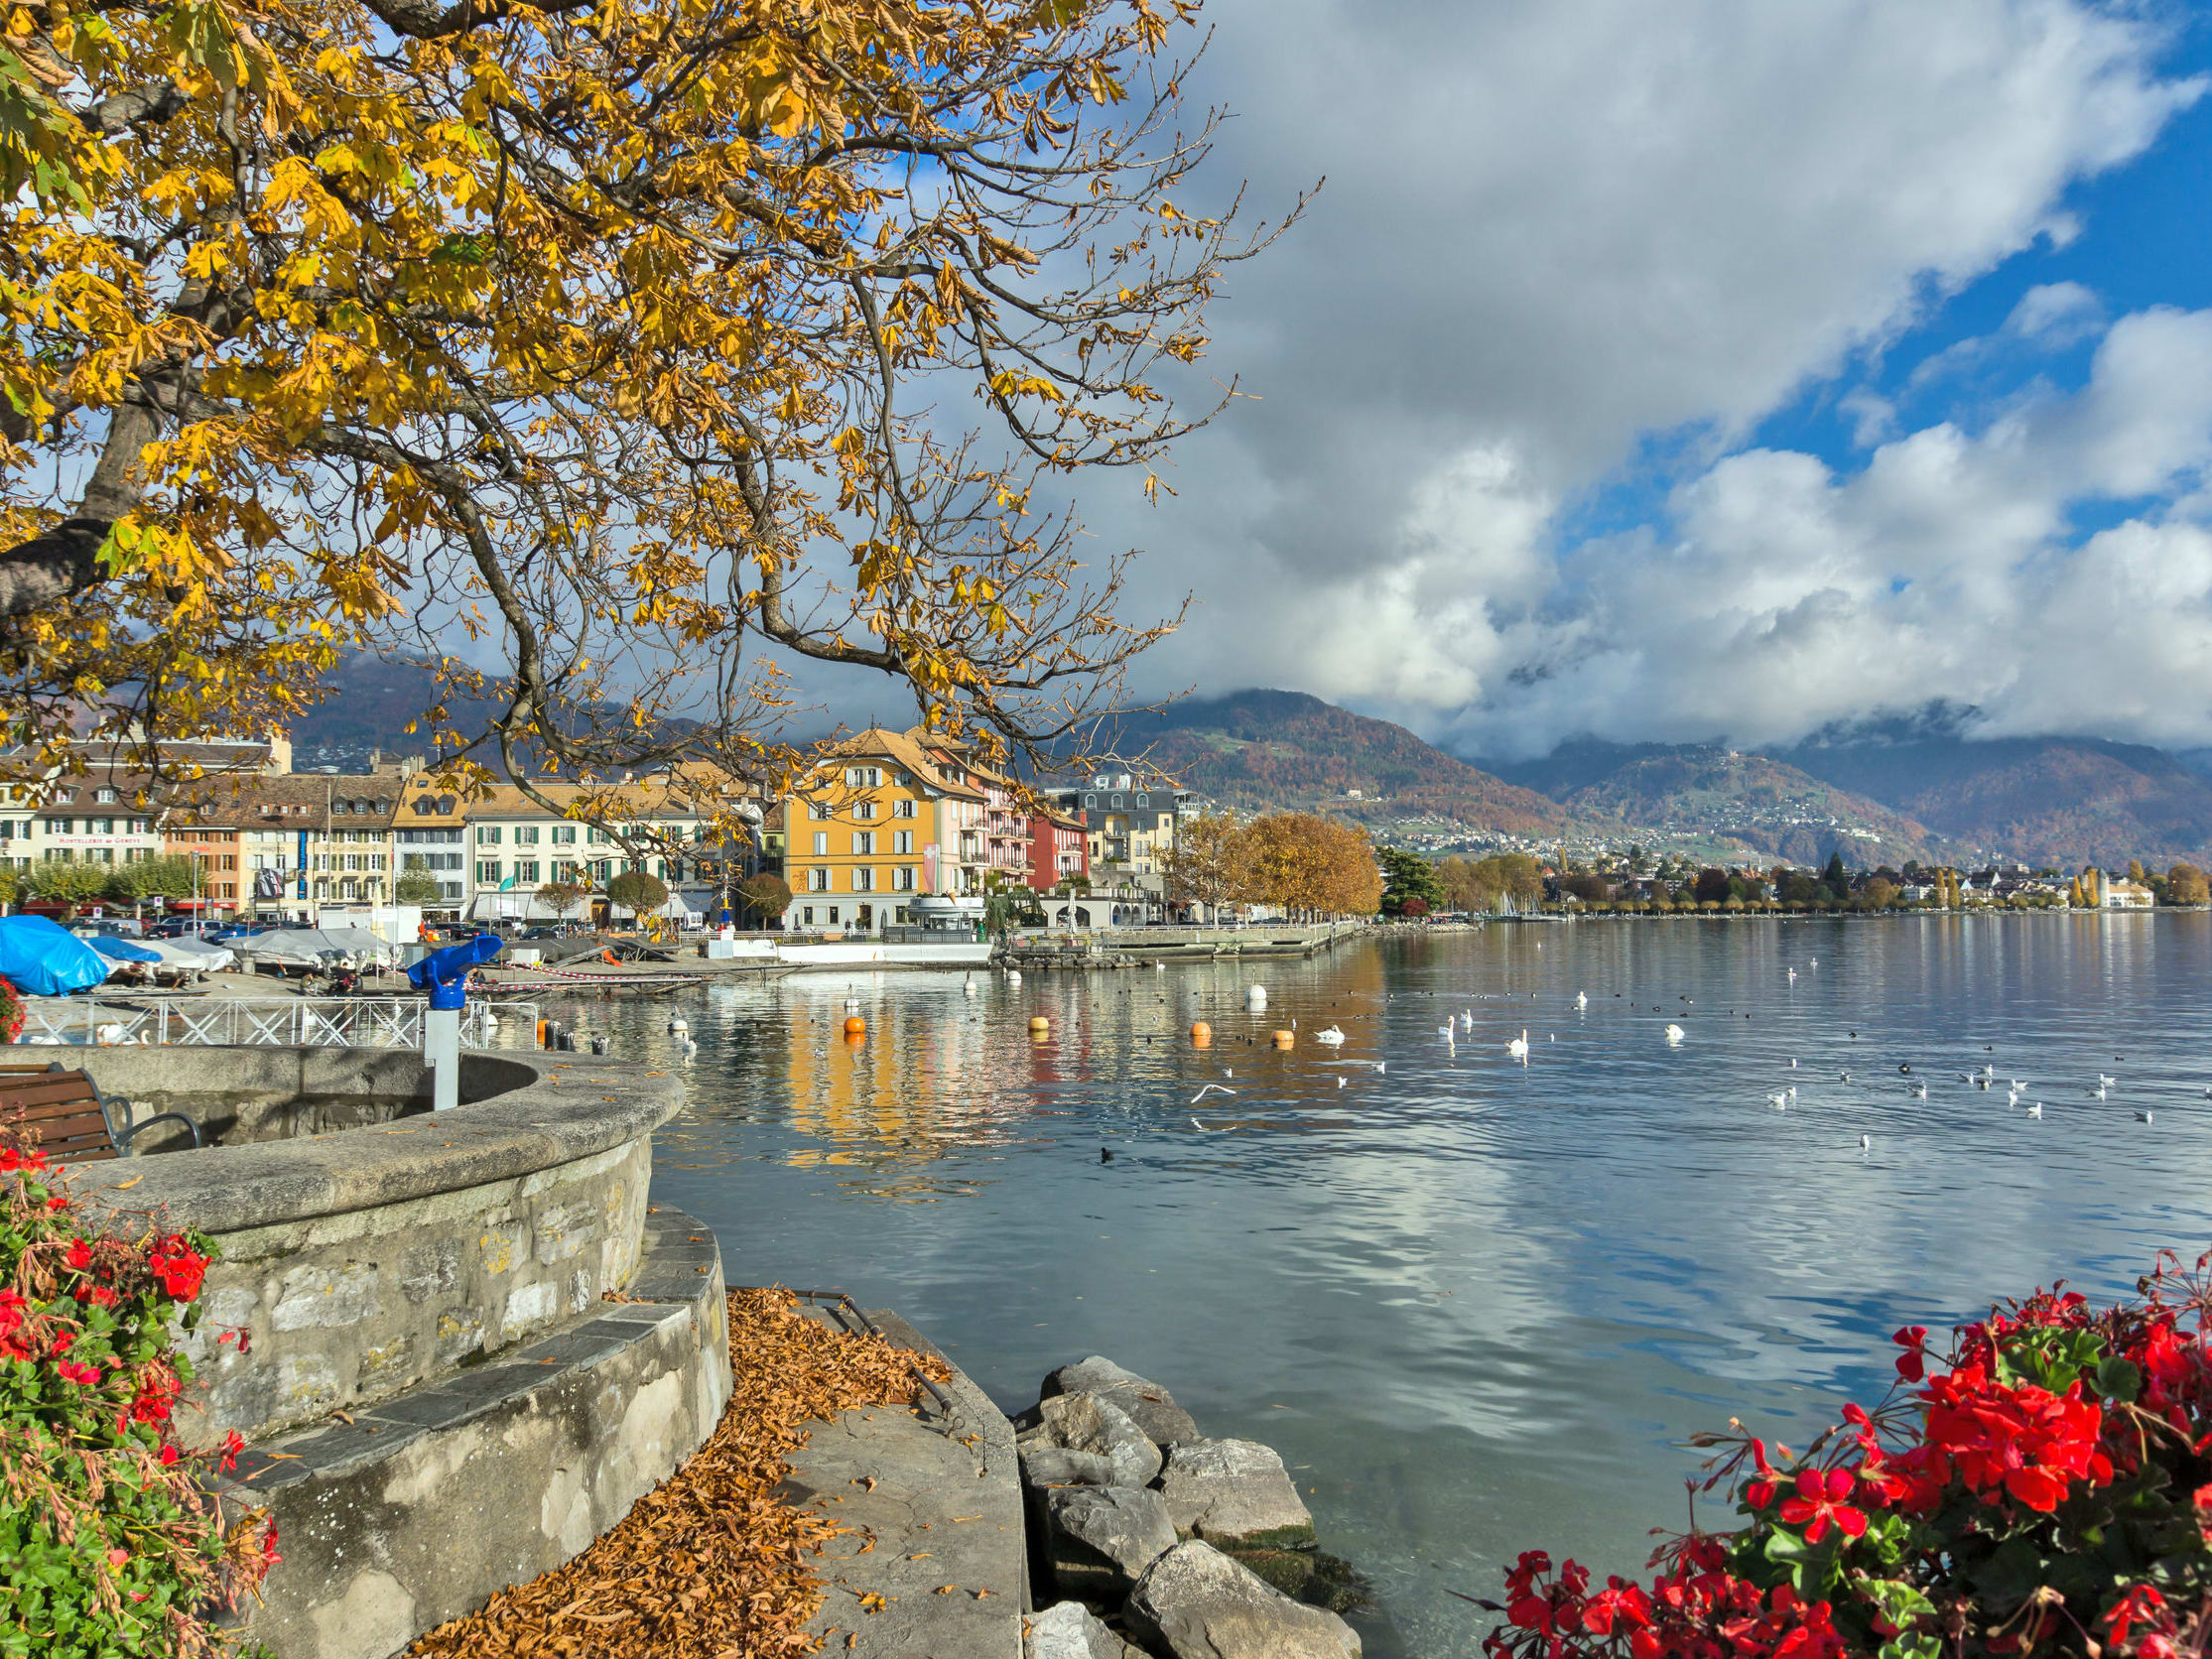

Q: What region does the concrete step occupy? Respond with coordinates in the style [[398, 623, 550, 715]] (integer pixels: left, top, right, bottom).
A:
[[778, 1307, 1027, 1659]]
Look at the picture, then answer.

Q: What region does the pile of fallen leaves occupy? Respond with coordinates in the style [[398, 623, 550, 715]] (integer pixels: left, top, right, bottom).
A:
[[408, 1288, 950, 1659]]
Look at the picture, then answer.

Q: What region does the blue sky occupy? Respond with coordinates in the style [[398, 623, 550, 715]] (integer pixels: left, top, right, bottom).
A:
[[1069, 0, 2212, 759]]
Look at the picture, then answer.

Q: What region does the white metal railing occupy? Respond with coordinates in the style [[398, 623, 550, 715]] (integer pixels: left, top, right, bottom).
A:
[[16, 997, 539, 1050]]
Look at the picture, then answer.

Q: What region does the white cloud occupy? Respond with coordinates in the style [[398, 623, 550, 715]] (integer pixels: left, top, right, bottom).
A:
[[1070, 0, 2208, 749], [1432, 307, 2212, 754]]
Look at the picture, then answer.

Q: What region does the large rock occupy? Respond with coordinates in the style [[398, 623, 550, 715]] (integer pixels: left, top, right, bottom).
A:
[[1158, 1437, 1316, 1548], [1021, 1391, 1163, 1488], [1043, 1356, 1200, 1448], [1021, 1446, 1119, 1490], [1041, 1484, 1178, 1595], [1026, 1599, 1147, 1659], [1124, 1541, 1362, 1659]]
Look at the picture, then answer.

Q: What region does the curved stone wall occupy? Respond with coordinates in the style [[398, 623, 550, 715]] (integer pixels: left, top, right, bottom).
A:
[[70, 1048, 685, 1448]]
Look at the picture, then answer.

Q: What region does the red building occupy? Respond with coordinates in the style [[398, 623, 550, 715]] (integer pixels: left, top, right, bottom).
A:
[[1027, 810, 1089, 892]]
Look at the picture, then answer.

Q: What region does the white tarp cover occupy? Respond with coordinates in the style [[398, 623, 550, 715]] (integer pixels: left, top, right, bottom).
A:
[[231, 928, 397, 969], [151, 937, 236, 971]]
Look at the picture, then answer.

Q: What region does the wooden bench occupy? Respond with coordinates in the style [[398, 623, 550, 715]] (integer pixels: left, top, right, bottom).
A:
[[0, 1062, 201, 1163]]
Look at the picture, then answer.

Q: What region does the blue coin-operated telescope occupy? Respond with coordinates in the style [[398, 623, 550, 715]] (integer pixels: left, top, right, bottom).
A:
[[407, 934, 504, 1109]]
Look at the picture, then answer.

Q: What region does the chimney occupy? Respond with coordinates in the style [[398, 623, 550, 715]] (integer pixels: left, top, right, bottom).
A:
[[265, 731, 294, 775]]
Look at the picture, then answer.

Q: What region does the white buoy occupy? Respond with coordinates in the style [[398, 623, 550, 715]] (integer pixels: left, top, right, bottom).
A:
[[1246, 985, 1267, 1006], [668, 1015, 689, 1034], [1007, 969, 1022, 984], [845, 997, 860, 1014]]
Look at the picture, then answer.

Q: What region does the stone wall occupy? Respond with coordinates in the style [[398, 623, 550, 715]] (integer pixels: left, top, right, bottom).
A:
[[71, 1047, 684, 1448], [225, 1209, 733, 1659]]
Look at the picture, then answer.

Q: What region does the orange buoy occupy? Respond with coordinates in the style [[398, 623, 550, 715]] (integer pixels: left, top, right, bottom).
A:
[[844, 1015, 865, 1035], [1190, 1021, 1213, 1047], [1029, 1016, 1050, 1033], [1272, 1029, 1295, 1048]]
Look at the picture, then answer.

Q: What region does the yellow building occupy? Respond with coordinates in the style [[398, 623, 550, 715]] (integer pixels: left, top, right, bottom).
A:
[[789, 730, 984, 934]]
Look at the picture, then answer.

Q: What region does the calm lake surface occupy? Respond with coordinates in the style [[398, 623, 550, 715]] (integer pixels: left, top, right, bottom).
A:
[[507, 915, 2212, 1657]]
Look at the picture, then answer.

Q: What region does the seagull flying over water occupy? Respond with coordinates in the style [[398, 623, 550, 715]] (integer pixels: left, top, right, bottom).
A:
[[1191, 1085, 1236, 1105]]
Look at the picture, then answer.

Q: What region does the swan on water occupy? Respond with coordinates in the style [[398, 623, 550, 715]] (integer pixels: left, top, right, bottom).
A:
[[1316, 1026, 1347, 1046], [1507, 1030, 1530, 1058], [1664, 1025, 1686, 1045]]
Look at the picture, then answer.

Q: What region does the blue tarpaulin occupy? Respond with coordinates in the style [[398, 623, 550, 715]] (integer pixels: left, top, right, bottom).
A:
[[87, 934, 163, 964], [0, 916, 113, 995]]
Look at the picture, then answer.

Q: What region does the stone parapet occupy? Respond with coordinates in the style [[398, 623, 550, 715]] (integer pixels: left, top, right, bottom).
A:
[[66, 1047, 684, 1445], [222, 1209, 731, 1659]]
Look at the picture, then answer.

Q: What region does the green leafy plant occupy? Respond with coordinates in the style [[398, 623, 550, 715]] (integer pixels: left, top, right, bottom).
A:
[[0, 1139, 278, 1657]]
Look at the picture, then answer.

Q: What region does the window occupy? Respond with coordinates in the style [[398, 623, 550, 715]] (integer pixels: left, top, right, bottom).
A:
[[53, 819, 71, 834], [553, 825, 577, 843], [895, 866, 916, 891], [588, 827, 611, 844], [845, 766, 882, 788], [853, 801, 877, 821], [1110, 793, 1124, 807], [92, 818, 113, 834], [516, 860, 540, 883], [808, 867, 830, 892], [892, 830, 913, 854], [516, 826, 540, 845], [894, 798, 916, 819], [813, 831, 829, 855], [852, 830, 875, 855], [94, 788, 115, 804], [809, 799, 832, 820], [802, 906, 816, 926], [588, 858, 611, 881], [554, 860, 579, 881], [476, 826, 502, 844], [851, 866, 875, 892], [476, 859, 502, 883]]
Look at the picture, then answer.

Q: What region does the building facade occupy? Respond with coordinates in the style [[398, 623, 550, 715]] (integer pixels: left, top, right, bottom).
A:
[[788, 730, 983, 934], [1045, 771, 1189, 898]]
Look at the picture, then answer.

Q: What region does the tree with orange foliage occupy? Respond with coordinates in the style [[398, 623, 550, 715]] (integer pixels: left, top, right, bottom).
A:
[[0, 1, 1299, 842], [1240, 813, 1380, 919]]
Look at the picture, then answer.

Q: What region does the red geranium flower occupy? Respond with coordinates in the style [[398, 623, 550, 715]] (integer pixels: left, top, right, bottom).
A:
[[1778, 1468, 1868, 1543]]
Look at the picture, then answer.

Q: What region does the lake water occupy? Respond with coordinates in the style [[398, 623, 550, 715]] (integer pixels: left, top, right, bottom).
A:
[[503, 915, 2212, 1657]]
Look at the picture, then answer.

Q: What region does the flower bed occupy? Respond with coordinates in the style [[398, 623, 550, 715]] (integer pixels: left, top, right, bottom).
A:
[[1483, 1251, 2212, 1659], [0, 1141, 277, 1658]]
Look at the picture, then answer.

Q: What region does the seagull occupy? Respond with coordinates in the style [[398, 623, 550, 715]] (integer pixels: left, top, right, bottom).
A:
[[1839, 1071, 1852, 1084], [1910, 1083, 1927, 1099], [2027, 1103, 2042, 1118], [1766, 1091, 1789, 1109], [679, 1036, 698, 1058], [2099, 1074, 2117, 1088], [2136, 1109, 2153, 1124], [1576, 992, 1588, 1009], [1984, 1065, 1996, 1079], [2006, 1088, 2018, 1107], [1190, 1117, 1216, 1131], [1191, 1085, 1236, 1104], [2010, 1080, 2028, 1092], [1861, 1134, 1872, 1151], [1507, 1030, 1530, 1058], [2089, 1084, 2108, 1100], [1336, 1077, 1347, 1089], [1789, 1058, 1798, 1069]]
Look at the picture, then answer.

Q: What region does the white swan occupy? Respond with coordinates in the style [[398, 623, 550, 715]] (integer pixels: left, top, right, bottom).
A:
[[1507, 1030, 1530, 1058], [1664, 1024, 1686, 1045], [1316, 1026, 1347, 1046]]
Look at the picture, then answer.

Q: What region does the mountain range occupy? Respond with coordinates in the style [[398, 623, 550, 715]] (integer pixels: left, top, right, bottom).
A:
[[287, 659, 2212, 869]]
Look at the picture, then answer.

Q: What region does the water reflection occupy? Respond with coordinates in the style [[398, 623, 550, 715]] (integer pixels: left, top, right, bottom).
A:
[[506, 915, 2212, 1658]]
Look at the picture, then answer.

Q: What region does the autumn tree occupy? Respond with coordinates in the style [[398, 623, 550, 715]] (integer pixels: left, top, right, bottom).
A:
[[604, 870, 670, 917], [736, 871, 792, 923], [2167, 863, 2210, 906], [1165, 809, 1252, 917], [1241, 814, 1379, 918], [0, 1, 1295, 837]]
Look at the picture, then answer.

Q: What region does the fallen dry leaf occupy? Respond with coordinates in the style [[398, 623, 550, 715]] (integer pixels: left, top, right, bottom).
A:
[[406, 1288, 946, 1659]]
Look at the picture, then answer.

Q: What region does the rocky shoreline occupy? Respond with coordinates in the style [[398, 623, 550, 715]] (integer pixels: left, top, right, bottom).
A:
[[1014, 1355, 1366, 1659]]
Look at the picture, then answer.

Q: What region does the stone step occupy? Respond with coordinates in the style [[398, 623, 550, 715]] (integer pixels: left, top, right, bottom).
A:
[[777, 1305, 1027, 1659]]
